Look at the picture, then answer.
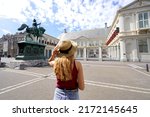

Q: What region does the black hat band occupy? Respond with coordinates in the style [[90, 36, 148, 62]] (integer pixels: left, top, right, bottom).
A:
[[59, 45, 72, 54]]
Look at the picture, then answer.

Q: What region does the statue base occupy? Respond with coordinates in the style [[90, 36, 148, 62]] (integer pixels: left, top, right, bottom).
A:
[[16, 41, 46, 60]]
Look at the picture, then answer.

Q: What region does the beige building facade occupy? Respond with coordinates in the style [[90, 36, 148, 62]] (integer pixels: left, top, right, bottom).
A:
[[42, 34, 59, 58], [0, 33, 59, 58], [59, 27, 110, 61], [105, 0, 150, 62]]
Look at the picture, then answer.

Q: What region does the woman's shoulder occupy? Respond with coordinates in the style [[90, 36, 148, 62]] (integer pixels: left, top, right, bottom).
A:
[[75, 60, 82, 70], [75, 60, 81, 64]]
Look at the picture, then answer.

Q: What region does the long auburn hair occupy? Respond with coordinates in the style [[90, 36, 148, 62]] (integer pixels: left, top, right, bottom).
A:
[[53, 56, 73, 81]]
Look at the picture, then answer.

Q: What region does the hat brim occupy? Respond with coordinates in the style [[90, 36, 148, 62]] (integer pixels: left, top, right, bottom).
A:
[[57, 41, 77, 57]]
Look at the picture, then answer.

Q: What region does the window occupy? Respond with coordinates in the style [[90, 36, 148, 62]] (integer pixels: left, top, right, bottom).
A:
[[49, 50, 51, 58], [77, 42, 80, 46], [89, 41, 94, 46], [138, 12, 149, 28], [89, 42, 92, 46], [138, 39, 148, 53], [87, 41, 89, 46], [81, 41, 83, 46], [95, 41, 99, 46], [46, 50, 48, 58], [84, 42, 87, 46], [77, 49, 83, 57], [124, 17, 130, 31], [80, 49, 83, 57]]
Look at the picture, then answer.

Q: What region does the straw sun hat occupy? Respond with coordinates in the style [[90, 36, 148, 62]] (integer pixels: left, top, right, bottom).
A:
[[57, 39, 77, 57]]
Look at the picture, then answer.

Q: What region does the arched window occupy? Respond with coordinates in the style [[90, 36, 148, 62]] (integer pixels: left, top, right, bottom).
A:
[[138, 39, 148, 53]]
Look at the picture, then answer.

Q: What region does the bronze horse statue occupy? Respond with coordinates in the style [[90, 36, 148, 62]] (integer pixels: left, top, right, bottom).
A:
[[18, 19, 45, 40]]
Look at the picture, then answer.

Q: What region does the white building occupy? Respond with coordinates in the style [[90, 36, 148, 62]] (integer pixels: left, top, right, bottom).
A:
[[42, 34, 59, 58], [59, 26, 110, 61], [105, 0, 150, 62]]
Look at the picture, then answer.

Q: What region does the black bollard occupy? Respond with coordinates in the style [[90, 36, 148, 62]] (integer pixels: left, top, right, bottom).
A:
[[0, 57, 1, 65], [146, 64, 149, 72]]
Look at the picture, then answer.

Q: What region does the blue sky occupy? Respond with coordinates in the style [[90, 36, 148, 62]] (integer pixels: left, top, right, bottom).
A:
[[0, 0, 134, 38]]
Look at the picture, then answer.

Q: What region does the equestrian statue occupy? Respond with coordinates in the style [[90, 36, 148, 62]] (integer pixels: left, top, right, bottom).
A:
[[18, 19, 46, 40], [16, 19, 46, 60]]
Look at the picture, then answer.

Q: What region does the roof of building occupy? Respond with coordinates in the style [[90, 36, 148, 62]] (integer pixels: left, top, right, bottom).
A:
[[43, 33, 59, 41], [119, 0, 150, 12], [58, 27, 111, 41]]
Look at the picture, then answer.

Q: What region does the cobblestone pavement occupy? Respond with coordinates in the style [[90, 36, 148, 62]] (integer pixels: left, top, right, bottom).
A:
[[0, 61, 150, 100]]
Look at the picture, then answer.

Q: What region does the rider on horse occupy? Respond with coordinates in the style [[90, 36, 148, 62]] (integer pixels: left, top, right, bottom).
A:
[[32, 19, 41, 29], [18, 19, 45, 40]]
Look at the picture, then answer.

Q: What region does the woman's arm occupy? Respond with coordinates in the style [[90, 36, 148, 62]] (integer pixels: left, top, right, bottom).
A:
[[48, 46, 59, 67], [76, 61, 85, 90], [48, 54, 55, 67]]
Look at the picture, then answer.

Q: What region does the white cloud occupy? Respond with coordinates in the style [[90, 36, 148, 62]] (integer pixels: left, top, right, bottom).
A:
[[0, 0, 135, 31], [51, 0, 135, 31], [1, 29, 12, 34], [0, 0, 31, 23]]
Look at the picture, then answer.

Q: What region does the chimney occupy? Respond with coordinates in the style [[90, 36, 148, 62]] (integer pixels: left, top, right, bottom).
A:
[[105, 23, 107, 28], [64, 29, 67, 33]]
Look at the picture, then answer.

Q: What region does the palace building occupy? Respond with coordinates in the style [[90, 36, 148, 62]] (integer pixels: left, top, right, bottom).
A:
[[58, 25, 110, 61], [105, 0, 150, 62]]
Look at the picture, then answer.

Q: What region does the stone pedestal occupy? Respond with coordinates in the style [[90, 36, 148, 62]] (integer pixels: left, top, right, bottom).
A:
[[16, 41, 45, 60]]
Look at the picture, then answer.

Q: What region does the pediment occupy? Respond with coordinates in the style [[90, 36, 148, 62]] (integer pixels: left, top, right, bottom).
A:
[[74, 36, 89, 41], [120, 0, 150, 11]]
